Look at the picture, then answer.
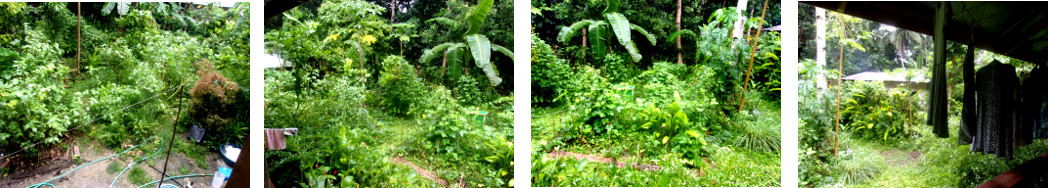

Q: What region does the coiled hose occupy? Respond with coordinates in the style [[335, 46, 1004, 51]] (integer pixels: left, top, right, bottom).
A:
[[26, 137, 155, 188], [110, 138, 165, 188]]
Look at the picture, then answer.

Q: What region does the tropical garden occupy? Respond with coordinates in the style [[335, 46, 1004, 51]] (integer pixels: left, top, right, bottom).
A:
[[264, 0, 513, 187], [531, 0, 781, 186], [798, 4, 1048, 187], [0, 2, 249, 187]]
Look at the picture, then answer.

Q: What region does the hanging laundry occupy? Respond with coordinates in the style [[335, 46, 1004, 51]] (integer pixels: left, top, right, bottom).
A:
[[972, 60, 1018, 158], [927, 2, 950, 138], [265, 128, 297, 150], [1016, 68, 1039, 147], [959, 43, 976, 145], [1028, 67, 1048, 139]]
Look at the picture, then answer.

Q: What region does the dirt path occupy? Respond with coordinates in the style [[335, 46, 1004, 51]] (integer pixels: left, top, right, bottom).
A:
[[0, 137, 226, 188], [879, 150, 922, 166], [391, 157, 449, 187], [547, 151, 662, 171]]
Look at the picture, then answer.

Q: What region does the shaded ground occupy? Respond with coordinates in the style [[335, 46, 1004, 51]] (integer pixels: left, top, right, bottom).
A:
[[0, 134, 226, 188]]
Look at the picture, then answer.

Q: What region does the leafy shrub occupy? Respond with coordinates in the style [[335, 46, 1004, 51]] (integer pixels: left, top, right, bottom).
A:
[[599, 53, 638, 83], [189, 60, 242, 130], [531, 34, 574, 106], [419, 87, 469, 158], [0, 28, 86, 154], [840, 81, 917, 143], [453, 75, 490, 106], [378, 55, 425, 116], [0, 47, 16, 74]]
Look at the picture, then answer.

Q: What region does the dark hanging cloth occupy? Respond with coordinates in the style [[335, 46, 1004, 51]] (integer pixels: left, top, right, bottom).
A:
[[927, 2, 950, 138], [1036, 67, 1048, 139], [972, 61, 1018, 158], [959, 44, 976, 145], [1023, 67, 1047, 140]]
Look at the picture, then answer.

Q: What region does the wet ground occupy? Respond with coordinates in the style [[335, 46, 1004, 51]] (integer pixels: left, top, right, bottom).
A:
[[0, 134, 229, 188]]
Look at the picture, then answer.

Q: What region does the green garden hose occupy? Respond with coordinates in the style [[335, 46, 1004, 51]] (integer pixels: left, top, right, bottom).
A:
[[25, 137, 155, 188], [134, 174, 214, 188], [110, 138, 165, 188]]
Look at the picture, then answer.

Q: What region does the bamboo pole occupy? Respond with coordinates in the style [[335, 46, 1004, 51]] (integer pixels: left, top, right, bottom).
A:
[[77, 3, 81, 76], [834, 17, 845, 157], [158, 85, 184, 188], [737, 0, 770, 112]]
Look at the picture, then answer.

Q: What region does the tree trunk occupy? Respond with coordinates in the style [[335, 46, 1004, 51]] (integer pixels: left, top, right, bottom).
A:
[[732, 0, 749, 40], [440, 49, 448, 78], [390, 0, 396, 22], [816, 8, 826, 89], [676, 0, 683, 64], [77, 2, 81, 76]]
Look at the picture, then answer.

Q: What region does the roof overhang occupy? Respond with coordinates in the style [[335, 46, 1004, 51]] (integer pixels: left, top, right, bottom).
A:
[[804, 1, 1048, 65]]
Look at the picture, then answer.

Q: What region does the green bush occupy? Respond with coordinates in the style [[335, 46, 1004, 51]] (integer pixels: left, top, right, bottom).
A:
[[453, 75, 490, 106], [378, 55, 425, 116], [840, 81, 918, 143], [599, 53, 638, 83], [419, 87, 469, 158], [0, 28, 86, 154], [531, 34, 574, 106]]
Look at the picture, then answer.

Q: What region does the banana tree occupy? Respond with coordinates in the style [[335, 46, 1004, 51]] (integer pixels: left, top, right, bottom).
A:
[[419, 0, 513, 86], [555, 0, 656, 63], [667, 7, 738, 64]]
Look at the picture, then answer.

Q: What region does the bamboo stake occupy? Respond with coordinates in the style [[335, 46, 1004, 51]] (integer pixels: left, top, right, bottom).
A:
[[77, 3, 81, 76], [737, 0, 769, 112], [834, 17, 845, 157], [158, 85, 184, 188]]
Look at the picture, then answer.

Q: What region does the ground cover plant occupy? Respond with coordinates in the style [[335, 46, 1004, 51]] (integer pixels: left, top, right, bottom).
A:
[[531, 0, 781, 186], [264, 0, 513, 187], [797, 7, 1048, 187], [0, 2, 249, 187]]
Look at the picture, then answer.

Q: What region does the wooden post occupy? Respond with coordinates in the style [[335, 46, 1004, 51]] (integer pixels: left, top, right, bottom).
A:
[[158, 85, 184, 188], [676, 0, 682, 64], [737, 0, 770, 112], [77, 2, 81, 76], [835, 17, 845, 157]]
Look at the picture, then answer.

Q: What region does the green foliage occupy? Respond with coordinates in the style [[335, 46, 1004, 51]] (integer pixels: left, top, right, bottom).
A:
[[106, 161, 123, 174], [378, 55, 425, 116], [418, 0, 512, 86], [840, 81, 918, 144], [531, 34, 574, 106], [452, 75, 491, 106], [555, 0, 656, 63], [599, 53, 638, 83], [127, 166, 149, 185], [419, 87, 469, 158], [0, 27, 87, 153]]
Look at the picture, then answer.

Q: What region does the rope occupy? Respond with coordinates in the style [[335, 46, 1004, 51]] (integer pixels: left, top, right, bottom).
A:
[[1, 83, 186, 161], [134, 174, 214, 188], [111, 138, 165, 188], [25, 137, 156, 188]]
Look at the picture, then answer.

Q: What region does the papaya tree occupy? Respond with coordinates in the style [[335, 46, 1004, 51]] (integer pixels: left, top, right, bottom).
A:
[[419, 0, 513, 86], [555, 0, 656, 63]]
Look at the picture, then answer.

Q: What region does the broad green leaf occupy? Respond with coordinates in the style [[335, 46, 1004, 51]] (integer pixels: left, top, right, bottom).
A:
[[491, 44, 514, 62], [6, 99, 16, 108], [588, 22, 607, 59], [630, 24, 656, 46], [466, 34, 502, 86], [604, 13, 641, 62], [464, 0, 494, 35], [446, 43, 465, 79], [102, 2, 116, 16], [425, 17, 458, 28], [419, 43, 455, 64], [117, 2, 130, 16], [603, 0, 620, 14], [557, 20, 595, 43]]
